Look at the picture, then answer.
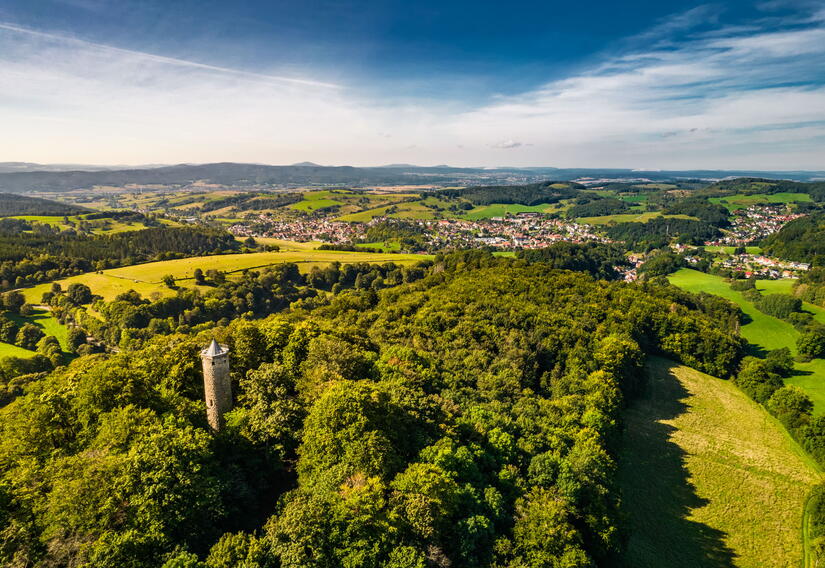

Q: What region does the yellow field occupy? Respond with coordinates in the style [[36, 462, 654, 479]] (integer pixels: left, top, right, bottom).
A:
[[619, 358, 821, 567], [22, 249, 431, 302]]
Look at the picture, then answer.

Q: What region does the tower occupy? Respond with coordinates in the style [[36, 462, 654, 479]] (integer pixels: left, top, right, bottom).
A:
[[200, 339, 231, 432]]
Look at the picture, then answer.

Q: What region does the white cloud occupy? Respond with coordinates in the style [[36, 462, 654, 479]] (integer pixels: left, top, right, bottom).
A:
[[1, 9, 825, 169], [491, 140, 524, 149]]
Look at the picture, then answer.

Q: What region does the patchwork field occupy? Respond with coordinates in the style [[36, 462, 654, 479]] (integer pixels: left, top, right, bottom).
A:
[[669, 269, 825, 412], [21, 249, 432, 303], [619, 358, 821, 567]]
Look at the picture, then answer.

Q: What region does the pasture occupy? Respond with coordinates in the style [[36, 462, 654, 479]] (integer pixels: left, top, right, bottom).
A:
[[575, 211, 697, 225], [22, 249, 432, 303], [288, 190, 343, 212], [0, 307, 71, 358], [709, 192, 812, 210], [619, 358, 821, 567], [461, 203, 559, 220], [669, 269, 825, 411], [703, 245, 763, 254]]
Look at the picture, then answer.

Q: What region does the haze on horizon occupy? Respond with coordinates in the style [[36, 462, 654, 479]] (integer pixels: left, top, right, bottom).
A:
[[1, 0, 824, 170]]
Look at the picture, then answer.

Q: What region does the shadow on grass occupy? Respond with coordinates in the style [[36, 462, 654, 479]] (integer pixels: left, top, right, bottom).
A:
[[789, 367, 814, 378], [744, 343, 768, 358], [615, 359, 737, 567]]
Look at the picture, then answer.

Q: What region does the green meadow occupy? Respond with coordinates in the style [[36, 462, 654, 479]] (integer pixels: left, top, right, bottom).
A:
[[669, 268, 825, 412], [619, 358, 821, 567], [0, 307, 71, 358], [288, 190, 344, 212], [709, 192, 812, 210]]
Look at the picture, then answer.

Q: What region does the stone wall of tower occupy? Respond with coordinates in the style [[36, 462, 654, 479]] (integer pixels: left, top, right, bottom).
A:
[[201, 350, 232, 432]]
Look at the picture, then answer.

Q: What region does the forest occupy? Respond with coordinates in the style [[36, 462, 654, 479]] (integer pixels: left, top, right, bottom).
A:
[[0, 226, 241, 288], [437, 182, 583, 206], [761, 213, 825, 263], [0, 253, 744, 568], [0, 193, 89, 216]]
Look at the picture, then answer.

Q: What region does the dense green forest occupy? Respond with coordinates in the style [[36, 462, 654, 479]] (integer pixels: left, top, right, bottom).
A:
[[200, 192, 303, 212], [662, 199, 730, 227], [761, 213, 825, 264], [0, 254, 743, 568], [0, 193, 89, 216], [566, 197, 629, 218], [605, 217, 721, 250], [438, 181, 583, 206]]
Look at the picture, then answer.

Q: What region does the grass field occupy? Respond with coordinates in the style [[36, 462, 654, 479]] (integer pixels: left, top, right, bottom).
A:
[[0, 307, 71, 358], [7, 308, 70, 350], [22, 249, 432, 303], [461, 203, 559, 220], [354, 241, 402, 252], [669, 269, 825, 412], [619, 358, 821, 567], [0, 341, 36, 358], [288, 190, 344, 212], [710, 193, 812, 210], [576, 211, 696, 225], [703, 245, 763, 254]]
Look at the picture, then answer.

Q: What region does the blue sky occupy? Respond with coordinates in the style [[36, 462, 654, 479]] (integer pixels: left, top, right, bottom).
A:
[[1, 0, 824, 168]]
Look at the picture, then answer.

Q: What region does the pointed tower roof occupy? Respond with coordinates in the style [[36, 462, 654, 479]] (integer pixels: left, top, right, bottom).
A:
[[202, 339, 227, 357]]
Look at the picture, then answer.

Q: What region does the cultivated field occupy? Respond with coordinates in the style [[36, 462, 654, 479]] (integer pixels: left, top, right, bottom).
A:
[[619, 358, 821, 567], [22, 248, 432, 303], [669, 269, 825, 412]]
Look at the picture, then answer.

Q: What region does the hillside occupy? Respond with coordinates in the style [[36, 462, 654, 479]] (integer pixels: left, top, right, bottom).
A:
[[0, 193, 89, 216], [668, 269, 825, 412], [0, 259, 743, 567], [619, 358, 820, 567], [761, 213, 825, 263]]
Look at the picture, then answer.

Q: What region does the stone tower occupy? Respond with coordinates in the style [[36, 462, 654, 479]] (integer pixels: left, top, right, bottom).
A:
[[200, 339, 231, 432]]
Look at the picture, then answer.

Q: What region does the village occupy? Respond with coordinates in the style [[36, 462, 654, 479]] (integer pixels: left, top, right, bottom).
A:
[[230, 212, 608, 251], [704, 204, 806, 246]]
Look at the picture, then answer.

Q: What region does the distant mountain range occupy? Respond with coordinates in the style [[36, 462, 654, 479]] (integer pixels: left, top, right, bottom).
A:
[[0, 162, 822, 193]]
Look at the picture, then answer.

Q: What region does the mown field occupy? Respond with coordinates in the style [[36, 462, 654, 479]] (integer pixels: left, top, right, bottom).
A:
[[619, 358, 821, 567], [669, 269, 825, 412], [22, 248, 432, 303]]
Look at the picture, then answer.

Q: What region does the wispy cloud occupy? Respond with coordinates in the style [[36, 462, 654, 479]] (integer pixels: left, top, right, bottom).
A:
[[441, 6, 825, 169], [0, 22, 340, 89], [1, 7, 824, 169], [491, 140, 524, 149]]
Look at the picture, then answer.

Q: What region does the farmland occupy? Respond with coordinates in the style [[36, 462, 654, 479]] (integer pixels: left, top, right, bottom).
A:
[[710, 192, 812, 210], [619, 358, 821, 567], [669, 268, 825, 412], [287, 190, 343, 212], [22, 248, 432, 302]]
